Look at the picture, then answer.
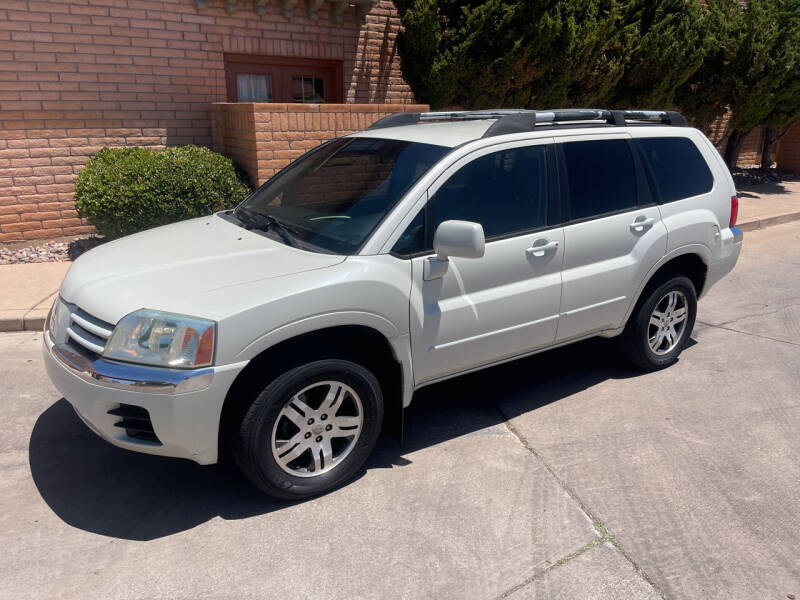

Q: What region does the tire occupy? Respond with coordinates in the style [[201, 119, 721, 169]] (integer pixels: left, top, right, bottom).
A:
[[622, 274, 697, 371], [233, 359, 383, 499]]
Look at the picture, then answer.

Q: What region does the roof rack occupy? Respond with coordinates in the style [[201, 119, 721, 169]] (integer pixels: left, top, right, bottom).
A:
[[366, 108, 687, 135], [367, 109, 534, 130]]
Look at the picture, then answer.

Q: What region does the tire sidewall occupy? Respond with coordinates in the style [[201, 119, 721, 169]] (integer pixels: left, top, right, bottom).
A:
[[236, 359, 383, 499], [635, 276, 697, 369]]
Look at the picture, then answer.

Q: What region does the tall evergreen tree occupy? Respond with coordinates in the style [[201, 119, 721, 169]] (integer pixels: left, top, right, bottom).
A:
[[677, 0, 800, 168], [608, 0, 708, 108], [395, 0, 707, 111]]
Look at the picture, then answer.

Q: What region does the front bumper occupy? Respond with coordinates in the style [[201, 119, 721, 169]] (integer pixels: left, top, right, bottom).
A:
[[43, 331, 247, 464]]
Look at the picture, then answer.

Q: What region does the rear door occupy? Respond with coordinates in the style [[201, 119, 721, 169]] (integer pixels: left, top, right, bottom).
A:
[[394, 139, 565, 384], [555, 135, 668, 341]]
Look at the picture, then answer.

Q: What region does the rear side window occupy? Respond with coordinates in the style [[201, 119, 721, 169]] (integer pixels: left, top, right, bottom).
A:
[[561, 139, 637, 221], [636, 137, 713, 203]]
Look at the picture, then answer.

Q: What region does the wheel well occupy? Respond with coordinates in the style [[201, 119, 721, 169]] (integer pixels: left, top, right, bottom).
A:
[[218, 325, 403, 460], [639, 253, 707, 306]]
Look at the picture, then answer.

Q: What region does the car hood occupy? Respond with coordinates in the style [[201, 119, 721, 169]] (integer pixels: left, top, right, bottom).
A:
[[59, 214, 345, 324]]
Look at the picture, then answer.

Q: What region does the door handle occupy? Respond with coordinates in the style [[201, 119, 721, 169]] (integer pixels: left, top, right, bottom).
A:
[[630, 217, 656, 233], [526, 239, 559, 257]]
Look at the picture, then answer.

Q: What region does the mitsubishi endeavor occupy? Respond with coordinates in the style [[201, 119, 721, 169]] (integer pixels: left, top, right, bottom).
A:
[[43, 109, 743, 498]]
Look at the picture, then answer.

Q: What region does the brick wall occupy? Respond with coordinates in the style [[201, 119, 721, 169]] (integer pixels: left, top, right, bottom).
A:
[[707, 114, 765, 167], [0, 0, 414, 242], [211, 102, 428, 185], [777, 122, 800, 173]]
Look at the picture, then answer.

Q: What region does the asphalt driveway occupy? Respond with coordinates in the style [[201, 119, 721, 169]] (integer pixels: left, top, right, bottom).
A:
[[1, 223, 798, 600]]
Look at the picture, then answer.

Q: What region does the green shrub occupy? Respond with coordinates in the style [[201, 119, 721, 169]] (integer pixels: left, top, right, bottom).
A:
[[74, 145, 252, 239]]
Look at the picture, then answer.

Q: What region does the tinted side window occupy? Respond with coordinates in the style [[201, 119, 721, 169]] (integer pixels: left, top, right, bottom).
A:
[[637, 137, 713, 203], [430, 145, 548, 239], [562, 139, 637, 221], [391, 209, 425, 256]]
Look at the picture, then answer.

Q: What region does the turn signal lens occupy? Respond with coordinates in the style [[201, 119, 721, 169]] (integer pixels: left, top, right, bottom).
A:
[[730, 195, 739, 228]]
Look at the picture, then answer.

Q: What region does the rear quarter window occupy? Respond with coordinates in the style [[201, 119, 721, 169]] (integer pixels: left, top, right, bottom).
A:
[[636, 137, 713, 203]]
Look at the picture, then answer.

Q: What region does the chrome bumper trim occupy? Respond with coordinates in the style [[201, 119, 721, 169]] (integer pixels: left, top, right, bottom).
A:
[[51, 342, 213, 395]]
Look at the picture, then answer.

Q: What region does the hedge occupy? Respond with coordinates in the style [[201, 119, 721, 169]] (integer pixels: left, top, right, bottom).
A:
[[74, 145, 252, 239]]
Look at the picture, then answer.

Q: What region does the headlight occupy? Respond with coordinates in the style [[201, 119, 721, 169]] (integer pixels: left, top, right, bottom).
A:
[[103, 309, 216, 368], [48, 297, 70, 339]]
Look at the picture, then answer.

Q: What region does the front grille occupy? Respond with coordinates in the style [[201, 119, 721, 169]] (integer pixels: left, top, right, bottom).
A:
[[66, 307, 114, 356], [107, 404, 161, 445]]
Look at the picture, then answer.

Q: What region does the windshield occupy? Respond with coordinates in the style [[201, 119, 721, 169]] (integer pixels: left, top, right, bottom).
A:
[[235, 137, 449, 254]]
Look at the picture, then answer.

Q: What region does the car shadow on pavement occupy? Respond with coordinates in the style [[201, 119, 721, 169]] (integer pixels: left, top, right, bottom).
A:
[[29, 335, 690, 541]]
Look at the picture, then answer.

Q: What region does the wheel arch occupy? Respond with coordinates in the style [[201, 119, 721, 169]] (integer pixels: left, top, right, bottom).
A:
[[623, 247, 709, 328], [219, 324, 408, 460]]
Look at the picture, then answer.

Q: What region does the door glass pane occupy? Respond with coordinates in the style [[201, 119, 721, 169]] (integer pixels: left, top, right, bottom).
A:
[[392, 210, 425, 256], [562, 139, 637, 221], [429, 145, 549, 240], [312, 77, 325, 102], [292, 76, 325, 103], [236, 74, 272, 102], [292, 77, 304, 102]]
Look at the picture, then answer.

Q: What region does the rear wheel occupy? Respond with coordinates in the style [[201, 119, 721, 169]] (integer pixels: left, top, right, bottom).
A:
[[623, 275, 697, 370], [233, 359, 383, 499]]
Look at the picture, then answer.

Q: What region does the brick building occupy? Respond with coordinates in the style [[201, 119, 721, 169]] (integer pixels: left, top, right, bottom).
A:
[[0, 0, 798, 243], [0, 0, 426, 242]]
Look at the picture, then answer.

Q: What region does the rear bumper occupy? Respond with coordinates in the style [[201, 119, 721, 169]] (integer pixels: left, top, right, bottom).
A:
[[43, 331, 247, 464], [703, 226, 743, 296]]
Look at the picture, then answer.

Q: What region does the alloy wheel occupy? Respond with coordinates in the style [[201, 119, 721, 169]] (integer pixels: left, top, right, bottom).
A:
[[647, 290, 688, 355], [270, 380, 363, 478]]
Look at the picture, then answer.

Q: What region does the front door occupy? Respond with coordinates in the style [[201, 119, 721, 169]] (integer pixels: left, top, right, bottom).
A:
[[402, 140, 564, 385]]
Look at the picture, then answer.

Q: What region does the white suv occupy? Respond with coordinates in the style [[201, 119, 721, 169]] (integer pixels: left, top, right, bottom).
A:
[[43, 109, 742, 498]]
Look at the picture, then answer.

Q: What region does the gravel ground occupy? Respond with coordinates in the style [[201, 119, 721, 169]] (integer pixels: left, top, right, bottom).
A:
[[732, 166, 799, 187], [0, 241, 71, 265], [0, 237, 104, 265]]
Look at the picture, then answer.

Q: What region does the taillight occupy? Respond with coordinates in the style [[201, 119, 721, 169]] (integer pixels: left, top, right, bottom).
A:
[[730, 195, 738, 228]]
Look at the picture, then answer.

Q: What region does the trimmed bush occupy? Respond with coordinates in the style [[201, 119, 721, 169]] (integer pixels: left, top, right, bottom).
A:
[[74, 145, 252, 239]]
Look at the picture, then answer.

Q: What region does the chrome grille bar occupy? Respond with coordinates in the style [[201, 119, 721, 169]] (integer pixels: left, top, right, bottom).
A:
[[65, 306, 114, 355]]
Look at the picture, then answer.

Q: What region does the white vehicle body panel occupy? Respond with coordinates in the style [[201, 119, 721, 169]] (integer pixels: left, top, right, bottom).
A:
[[558, 204, 667, 341], [44, 117, 742, 465]]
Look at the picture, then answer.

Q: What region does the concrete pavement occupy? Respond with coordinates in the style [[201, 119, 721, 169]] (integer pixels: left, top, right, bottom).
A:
[[1, 223, 798, 598]]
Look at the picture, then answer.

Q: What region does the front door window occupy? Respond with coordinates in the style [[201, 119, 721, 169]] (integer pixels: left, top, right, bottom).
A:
[[292, 77, 325, 103], [236, 73, 273, 102], [225, 54, 342, 103]]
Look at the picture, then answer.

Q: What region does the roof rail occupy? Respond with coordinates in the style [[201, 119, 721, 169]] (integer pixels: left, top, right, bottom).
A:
[[366, 109, 534, 130], [482, 109, 686, 137], [366, 107, 687, 134]]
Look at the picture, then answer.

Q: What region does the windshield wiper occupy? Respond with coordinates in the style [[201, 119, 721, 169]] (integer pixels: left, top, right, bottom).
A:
[[234, 207, 299, 248]]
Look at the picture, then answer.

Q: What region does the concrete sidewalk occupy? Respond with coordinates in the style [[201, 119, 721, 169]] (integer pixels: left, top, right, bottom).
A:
[[0, 262, 70, 332], [0, 179, 798, 332], [736, 179, 800, 231]]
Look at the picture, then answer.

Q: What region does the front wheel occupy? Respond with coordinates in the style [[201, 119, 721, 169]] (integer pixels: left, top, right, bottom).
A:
[[622, 275, 697, 370], [233, 359, 384, 499]]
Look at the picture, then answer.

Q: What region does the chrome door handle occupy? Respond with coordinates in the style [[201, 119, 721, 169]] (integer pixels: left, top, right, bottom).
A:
[[526, 240, 559, 257], [630, 217, 656, 232]]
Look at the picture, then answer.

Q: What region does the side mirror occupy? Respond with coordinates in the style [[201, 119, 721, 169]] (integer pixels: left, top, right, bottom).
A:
[[425, 220, 485, 280]]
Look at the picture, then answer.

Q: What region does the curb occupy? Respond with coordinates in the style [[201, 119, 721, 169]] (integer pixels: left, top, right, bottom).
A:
[[737, 211, 800, 232], [0, 314, 46, 334]]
